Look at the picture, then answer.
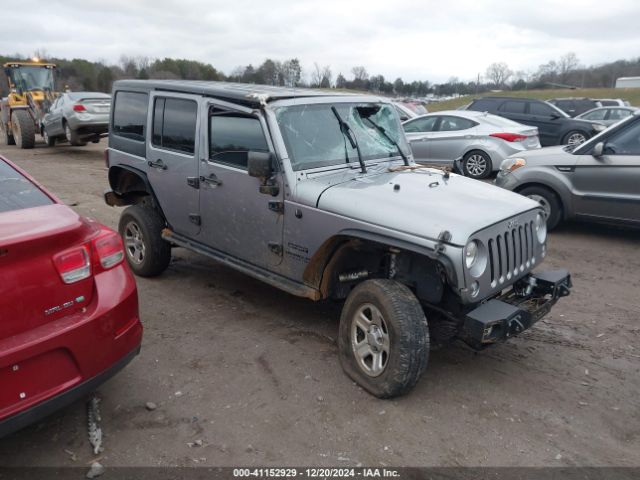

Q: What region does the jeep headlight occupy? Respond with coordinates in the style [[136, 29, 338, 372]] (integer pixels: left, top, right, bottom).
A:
[[535, 212, 547, 244], [465, 240, 488, 278], [500, 157, 526, 172]]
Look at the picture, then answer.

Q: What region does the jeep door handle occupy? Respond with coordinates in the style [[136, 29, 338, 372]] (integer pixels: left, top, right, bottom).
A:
[[148, 159, 167, 170], [200, 174, 222, 187]]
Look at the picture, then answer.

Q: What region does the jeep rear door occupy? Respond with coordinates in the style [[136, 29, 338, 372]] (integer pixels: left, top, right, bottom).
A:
[[147, 92, 201, 237], [198, 102, 284, 268]]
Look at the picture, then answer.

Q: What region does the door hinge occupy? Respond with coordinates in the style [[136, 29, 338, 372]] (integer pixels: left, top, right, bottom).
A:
[[187, 177, 200, 189], [268, 201, 284, 214], [189, 214, 201, 226], [268, 242, 283, 256]]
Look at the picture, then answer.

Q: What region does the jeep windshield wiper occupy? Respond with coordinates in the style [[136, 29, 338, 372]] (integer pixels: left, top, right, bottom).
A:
[[331, 106, 366, 173], [362, 116, 410, 166]]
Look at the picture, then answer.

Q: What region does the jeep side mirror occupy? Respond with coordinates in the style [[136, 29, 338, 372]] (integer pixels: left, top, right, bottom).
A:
[[247, 151, 273, 178], [592, 142, 604, 157], [248, 151, 279, 196]]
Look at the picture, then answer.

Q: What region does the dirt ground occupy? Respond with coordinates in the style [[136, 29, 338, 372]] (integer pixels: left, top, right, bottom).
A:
[[0, 142, 638, 468]]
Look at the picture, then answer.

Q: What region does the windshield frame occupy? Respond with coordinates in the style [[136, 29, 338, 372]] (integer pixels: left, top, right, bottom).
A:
[[271, 97, 411, 172]]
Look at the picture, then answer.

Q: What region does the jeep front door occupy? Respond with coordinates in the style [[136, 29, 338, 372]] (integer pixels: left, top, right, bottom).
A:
[[147, 93, 201, 237], [198, 103, 283, 268], [572, 118, 640, 224]]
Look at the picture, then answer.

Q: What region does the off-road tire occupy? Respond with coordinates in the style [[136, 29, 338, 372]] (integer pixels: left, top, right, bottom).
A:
[[12, 110, 35, 149], [0, 120, 15, 145], [64, 121, 86, 146], [338, 279, 430, 398], [43, 127, 56, 147], [118, 205, 171, 277], [462, 150, 492, 179], [519, 185, 562, 230]]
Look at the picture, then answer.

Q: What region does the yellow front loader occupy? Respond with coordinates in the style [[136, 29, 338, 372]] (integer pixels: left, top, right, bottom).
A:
[[0, 60, 59, 149]]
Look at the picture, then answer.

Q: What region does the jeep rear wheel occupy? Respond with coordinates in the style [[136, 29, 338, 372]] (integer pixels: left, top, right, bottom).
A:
[[338, 279, 429, 398], [118, 205, 171, 277]]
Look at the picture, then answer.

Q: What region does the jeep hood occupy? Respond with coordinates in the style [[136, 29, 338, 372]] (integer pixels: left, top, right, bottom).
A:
[[296, 169, 539, 246]]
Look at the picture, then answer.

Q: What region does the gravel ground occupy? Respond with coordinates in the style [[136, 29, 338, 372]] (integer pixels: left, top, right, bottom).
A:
[[0, 142, 638, 468]]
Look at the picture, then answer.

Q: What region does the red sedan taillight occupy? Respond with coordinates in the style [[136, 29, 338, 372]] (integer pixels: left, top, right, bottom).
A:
[[92, 230, 125, 269], [490, 133, 528, 142], [53, 246, 91, 284], [72, 104, 86, 112], [53, 230, 124, 284]]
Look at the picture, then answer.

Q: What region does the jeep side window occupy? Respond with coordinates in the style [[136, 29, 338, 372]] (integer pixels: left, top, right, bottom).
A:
[[112, 91, 148, 142], [152, 97, 197, 154], [209, 109, 269, 169]]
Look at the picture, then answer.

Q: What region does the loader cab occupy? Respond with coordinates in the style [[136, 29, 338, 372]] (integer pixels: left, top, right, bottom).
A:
[[4, 62, 56, 94]]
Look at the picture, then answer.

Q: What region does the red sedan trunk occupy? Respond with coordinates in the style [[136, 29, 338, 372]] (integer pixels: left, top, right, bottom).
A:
[[0, 156, 142, 437]]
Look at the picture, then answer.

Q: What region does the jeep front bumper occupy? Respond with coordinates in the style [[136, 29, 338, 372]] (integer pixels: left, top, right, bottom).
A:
[[462, 269, 572, 350]]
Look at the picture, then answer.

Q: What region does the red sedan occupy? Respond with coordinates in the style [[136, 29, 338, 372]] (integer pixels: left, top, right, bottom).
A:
[[0, 155, 142, 437]]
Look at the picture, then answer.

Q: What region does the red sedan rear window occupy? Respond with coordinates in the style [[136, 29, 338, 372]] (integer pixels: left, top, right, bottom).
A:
[[0, 160, 53, 213]]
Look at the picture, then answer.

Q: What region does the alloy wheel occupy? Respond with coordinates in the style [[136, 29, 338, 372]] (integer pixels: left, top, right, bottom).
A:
[[351, 303, 390, 377], [465, 154, 487, 177], [123, 221, 146, 265]]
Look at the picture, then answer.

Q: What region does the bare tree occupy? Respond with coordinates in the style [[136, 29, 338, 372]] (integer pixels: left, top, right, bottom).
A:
[[485, 62, 513, 88], [558, 52, 580, 82], [351, 66, 369, 82], [310, 62, 323, 87]]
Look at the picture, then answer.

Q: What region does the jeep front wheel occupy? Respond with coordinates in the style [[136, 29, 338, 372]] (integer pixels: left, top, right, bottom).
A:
[[118, 205, 171, 277], [338, 279, 430, 398]]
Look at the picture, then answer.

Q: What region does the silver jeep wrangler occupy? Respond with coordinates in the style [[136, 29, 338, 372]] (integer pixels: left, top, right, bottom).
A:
[[105, 80, 572, 398]]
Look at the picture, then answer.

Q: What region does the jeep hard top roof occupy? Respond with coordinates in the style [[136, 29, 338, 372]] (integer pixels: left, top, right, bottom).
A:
[[113, 80, 361, 108]]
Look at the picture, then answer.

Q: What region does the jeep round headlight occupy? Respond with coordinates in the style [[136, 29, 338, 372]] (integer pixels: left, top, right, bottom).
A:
[[535, 212, 547, 243], [465, 240, 478, 269], [465, 240, 488, 278]]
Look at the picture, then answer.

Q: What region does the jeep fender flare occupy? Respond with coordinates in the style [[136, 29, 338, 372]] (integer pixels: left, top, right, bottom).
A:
[[106, 164, 166, 219], [304, 229, 460, 299]]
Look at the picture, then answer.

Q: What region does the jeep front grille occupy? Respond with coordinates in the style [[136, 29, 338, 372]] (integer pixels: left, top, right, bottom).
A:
[[487, 221, 537, 288]]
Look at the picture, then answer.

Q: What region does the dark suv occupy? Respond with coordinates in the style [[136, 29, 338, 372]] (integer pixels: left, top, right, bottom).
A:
[[467, 97, 606, 147], [548, 97, 602, 117]]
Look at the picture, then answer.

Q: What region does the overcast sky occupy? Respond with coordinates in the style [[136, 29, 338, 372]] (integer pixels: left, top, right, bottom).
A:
[[2, 0, 639, 83]]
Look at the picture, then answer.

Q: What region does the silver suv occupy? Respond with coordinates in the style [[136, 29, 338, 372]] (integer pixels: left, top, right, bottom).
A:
[[496, 112, 640, 229], [105, 80, 572, 398]]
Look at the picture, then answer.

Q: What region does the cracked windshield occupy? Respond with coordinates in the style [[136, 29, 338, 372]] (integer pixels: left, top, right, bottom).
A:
[[276, 103, 410, 170]]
